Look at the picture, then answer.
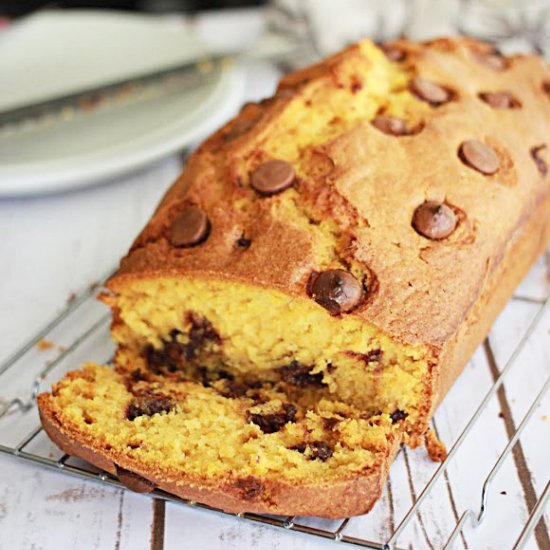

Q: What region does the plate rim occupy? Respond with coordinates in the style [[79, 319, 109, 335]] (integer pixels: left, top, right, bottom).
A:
[[0, 66, 245, 197]]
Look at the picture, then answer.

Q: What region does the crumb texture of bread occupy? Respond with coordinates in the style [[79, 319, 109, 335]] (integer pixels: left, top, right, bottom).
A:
[[40, 37, 550, 518], [38, 363, 399, 517]]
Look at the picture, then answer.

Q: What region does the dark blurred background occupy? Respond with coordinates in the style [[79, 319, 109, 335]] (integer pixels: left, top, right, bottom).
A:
[[0, 0, 268, 17]]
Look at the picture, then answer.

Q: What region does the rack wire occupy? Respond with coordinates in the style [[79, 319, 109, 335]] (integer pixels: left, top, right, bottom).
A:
[[0, 269, 548, 550]]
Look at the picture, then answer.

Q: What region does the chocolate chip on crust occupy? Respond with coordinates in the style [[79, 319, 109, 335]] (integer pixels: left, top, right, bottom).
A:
[[235, 235, 252, 249], [412, 201, 458, 241], [530, 145, 548, 176], [115, 465, 156, 493], [170, 207, 210, 248], [371, 115, 408, 136], [458, 140, 500, 175], [478, 91, 520, 109], [279, 360, 325, 388], [250, 160, 296, 196], [410, 76, 452, 106], [308, 269, 364, 315], [127, 393, 174, 420], [249, 403, 297, 434]]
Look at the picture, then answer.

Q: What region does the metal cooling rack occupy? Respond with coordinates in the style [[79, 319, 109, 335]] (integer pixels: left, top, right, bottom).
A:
[[0, 270, 548, 550]]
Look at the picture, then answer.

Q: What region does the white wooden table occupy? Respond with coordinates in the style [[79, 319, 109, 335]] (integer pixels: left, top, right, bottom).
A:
[[1, 26, 550, 550]]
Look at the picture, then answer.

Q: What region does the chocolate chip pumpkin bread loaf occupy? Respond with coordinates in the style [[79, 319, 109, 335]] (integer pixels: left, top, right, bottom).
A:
[[38, 37, 550, 518]]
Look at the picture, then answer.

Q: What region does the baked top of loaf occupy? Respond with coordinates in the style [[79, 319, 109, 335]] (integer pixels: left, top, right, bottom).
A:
[[39, 36, 550, 519], [110, 36, 550, 348]]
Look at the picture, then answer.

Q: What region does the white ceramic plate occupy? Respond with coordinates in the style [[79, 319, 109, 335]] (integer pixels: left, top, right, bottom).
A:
[[0, 11, 246, 196]]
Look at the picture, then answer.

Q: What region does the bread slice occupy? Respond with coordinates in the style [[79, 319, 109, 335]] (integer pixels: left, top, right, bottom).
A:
[[38, 37, 550, 517], [38, 363, 400, 517]]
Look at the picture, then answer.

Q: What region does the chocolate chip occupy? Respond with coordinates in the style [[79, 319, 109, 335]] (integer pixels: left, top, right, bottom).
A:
[[279, 360, 325, 388], [542, 81, 550, 97], [127, 393, 174, 420], [221, 380, 249, 399], [291, 441, 333, 461], [309, 441, 333, 461], [411, 76, 452, 106], [235, 476, 264, 500], [130, 368, 147, 382], [412, 201, 458, 241], [115, 465, 156, 493], [322, 417, 340, 431], [144, 333, 185, 374], [371, 115, 408, 136], [235, 236, 252, 249], [474, 50, 508, 71], [381, 44, 406, 62], [186, 312, 221, 348], [478, 91, 520, 109], [250, 160, 296, 196], [308, 269, 364, 315], [458, 140, 500, 175], [390, 410, 408, 424], [291, 443, 307, 453], [530, 145, 548, 175], [170, 207, 210, 248], [249, 403, 297, 434]]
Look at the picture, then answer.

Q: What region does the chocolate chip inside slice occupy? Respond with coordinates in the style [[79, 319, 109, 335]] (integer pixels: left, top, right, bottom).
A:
[[127, 394, 174, 420], [390, 410, 409, 424], [279, 360, 325, 388], [371, 115, 408, 136], [249, 403, 297, 434], [309, 441, 334, 461], [458, 140, 500, 175], [115, 465, 156, 494], [412, 201, 458, 241], [411, 76, 451, 106], [251, 160, 296, 196], [170, 207, 210, 248], [309, 269, 364, 315], [479, 91, 520, 109]]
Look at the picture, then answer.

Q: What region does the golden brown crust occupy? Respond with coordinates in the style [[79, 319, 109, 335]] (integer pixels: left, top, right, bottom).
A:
[[39, 37, 550, 519], [431, 185, 550, 410], [37, 394, 398, 518], [108, 36, 550, 349]]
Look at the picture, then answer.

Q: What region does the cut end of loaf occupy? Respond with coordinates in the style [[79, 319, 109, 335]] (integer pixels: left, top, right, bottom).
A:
[[106, 275, 434, 436]]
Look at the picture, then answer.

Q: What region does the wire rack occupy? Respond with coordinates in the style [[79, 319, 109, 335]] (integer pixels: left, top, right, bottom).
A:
[[0, 268, 549, 550]]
